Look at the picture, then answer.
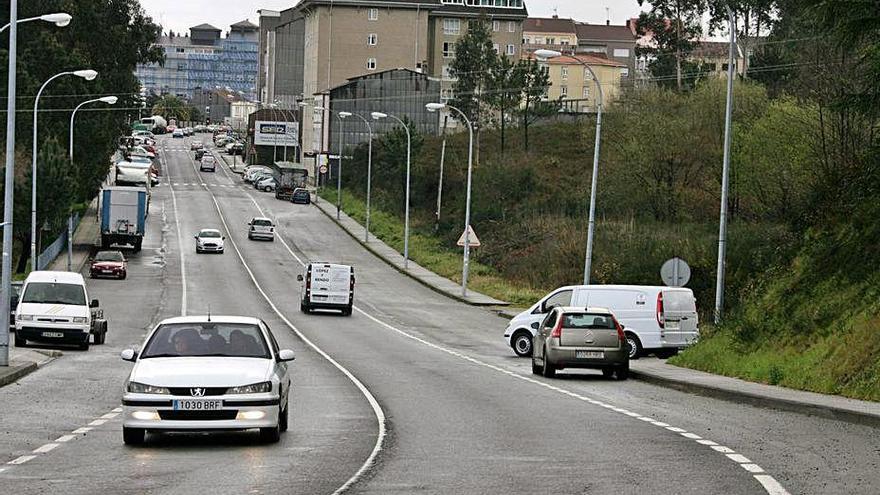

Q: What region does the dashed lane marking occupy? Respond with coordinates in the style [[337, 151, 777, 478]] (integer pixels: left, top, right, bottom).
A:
[[7, 455, 35, 465], [54, 435, 75, 443], [32, 444, 59, 454]]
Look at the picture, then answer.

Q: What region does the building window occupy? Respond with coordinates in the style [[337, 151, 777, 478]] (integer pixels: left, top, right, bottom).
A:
[[175, 48, 185, 53], [369, 8, 379, 21], [561, 66, 568, 80], [367, 58, 377, 70], [582, 86, 590, 98], [613, 48, 630, 58], [508, 21, 516, 32], [506, 44, 515, 56], [443, 42, 454, 58], [560, 86, 568, 97], [493, 43, 500, 53], [621, 67, 630, 77], [368, 33, 378, 46], [524, 37, 531, 44], [561, 38, 570, 46], [493, 20, 500, 32], [442, 65, 453, 79], [545, 37, 555, 45], [584, 68, 593, 80], [443, 19, 461, 35], [441, 88, 454, 101]]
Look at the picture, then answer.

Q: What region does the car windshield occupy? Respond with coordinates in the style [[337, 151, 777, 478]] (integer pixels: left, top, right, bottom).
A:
[[140, 323, 271, 358], [253, 219, 272, 226], [199, 231, 221, 238], [21, 282, 86, 306], [95, 251, 124, 262], [562, 313, 616, 329]]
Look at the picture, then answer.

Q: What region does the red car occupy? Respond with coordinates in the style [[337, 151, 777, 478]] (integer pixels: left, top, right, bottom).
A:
[[90, 250, 127, 279]]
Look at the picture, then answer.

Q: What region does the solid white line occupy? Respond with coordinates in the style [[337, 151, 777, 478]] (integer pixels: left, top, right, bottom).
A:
[[201, 176, 386, 495], [88, 419, 107, 426], [54, 435, 75, 443], [7, 455, 35, 465], [32, 443, 59, 454], [753, 475, 791, 495], [163, 141, 187, 316], [71, 427, 91, 434]]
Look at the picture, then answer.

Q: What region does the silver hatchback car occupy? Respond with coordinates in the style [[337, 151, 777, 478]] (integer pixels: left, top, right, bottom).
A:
[[531, 306, 629, 380]]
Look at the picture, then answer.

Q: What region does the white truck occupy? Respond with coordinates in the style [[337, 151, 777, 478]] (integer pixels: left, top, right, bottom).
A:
[[298, 263, 355, 316], [14, 271, 107, 350]]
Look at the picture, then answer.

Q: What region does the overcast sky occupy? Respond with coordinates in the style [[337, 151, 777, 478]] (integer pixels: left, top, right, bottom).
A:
[[139, 0, 647, 34]]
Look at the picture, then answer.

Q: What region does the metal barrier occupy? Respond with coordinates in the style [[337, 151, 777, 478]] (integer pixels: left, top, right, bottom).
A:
[[37, 213, 80, 271]]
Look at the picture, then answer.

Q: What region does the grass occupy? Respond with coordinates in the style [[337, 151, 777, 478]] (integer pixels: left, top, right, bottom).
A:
[[319, 188, 544, 307]]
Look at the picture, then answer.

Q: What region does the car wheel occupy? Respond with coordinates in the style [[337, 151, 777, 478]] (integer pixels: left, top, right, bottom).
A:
[[123, 427, 145, 446], [602, 369, 615, 379], [615, 364, 630, 381], [531, 356, 542, 375], [259, 421, 281, 444], [300, 302, 309, 313], [14, 333, 26, 347], [542, 347, 556, 378], [279, 403, 289, 432], [342, 305, 352, 316], [196, 247, 201, 254], [93, 330, 105, 345], [511, 330, 533, 357], [625, 332, 643, 360], [79, 340, 90, 351], [120, 272, 127, 280], [248, 234, 253, 240]]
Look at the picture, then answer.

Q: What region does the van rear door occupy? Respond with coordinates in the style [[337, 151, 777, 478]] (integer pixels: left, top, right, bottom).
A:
[[661, 289, 698, 346], [309, 264, 352, 306]]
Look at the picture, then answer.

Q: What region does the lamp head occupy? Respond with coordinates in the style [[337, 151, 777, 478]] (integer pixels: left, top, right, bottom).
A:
[[371, 112, 387, 120], [298, 102, 308, 107], [41, 13, 72, 27], [73, 69, 98, 81], [100, 96, 118, 104], [338, 111, 352, 119], [313, 106, 325, 111], [425, 103, 445, 112], [533, 49, 562, 60]]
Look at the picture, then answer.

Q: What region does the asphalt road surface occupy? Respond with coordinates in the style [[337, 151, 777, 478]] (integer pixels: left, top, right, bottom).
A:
[[1, 134, 878, 495]]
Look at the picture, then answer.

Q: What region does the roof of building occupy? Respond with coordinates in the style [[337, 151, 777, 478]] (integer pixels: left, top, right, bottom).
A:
[[523, 17, 577, 34], [575, 22, 636, 42], [328, 67, 439, 92], [540, 54, 627, 68], [293, 0, 527, 17], [190, 23, 221, 31], [231, 19, 258, 30], [691, 41, 743, 58]]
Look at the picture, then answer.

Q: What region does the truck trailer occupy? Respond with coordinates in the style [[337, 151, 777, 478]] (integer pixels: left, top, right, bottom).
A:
[[100, 186, 148, 252]]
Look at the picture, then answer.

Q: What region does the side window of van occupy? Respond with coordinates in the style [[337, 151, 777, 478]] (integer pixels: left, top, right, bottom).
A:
[[542, 290, 573, 313]]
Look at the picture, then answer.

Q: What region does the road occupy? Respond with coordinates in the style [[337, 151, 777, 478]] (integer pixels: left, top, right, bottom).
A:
[[1, 133, 878, 494]]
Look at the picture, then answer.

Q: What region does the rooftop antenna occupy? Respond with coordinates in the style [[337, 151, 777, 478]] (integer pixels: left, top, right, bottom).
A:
[[606, 7, 611, 25], [207, 304, 211, 322]]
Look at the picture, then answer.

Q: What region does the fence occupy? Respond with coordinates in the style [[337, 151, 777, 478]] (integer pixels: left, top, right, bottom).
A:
[[37, 213, 81, 271]]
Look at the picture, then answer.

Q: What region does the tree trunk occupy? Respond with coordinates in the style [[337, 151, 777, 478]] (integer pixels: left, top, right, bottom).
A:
[[523, 98, 530, 152], [500, 106, 506, 153]]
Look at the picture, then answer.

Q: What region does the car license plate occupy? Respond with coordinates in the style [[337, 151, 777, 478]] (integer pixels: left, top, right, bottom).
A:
[[41, 331, 64, 338], [665, 320, 681, 330], [102, 269, 113, 274], [173, 399, 222, 411], [576, 351, 604, 359]]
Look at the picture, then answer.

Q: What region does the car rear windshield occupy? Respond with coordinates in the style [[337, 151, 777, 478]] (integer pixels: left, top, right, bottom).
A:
[[253, 219, 272, 226], [140, 323, 271, 359], [95, 251, 124, 262], [562, 313, 616, 329], [21, 282, 86, 306]]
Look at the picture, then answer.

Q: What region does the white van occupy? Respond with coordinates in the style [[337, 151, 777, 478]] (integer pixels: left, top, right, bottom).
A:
[[503, 285, 698, 359], [14, 271, 107, 350], [298, 263, 355, 316]]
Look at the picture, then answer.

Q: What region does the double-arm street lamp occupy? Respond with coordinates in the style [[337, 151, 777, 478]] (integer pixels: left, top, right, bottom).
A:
[[31, 69, 98, 271], [338, 112, 374, 242], [70, 96, 118, 161], [535, 49, 604, 285], [426, 102, 475, 297], [371, 112, 412, 269]]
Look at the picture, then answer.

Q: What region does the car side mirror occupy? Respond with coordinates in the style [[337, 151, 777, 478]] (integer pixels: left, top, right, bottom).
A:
[[296, 274, 304, 282], [193, 235, 198, 239], [530, 322, 540, 330], [277, 349, 296, 362], [222, 236, 226, 240], [120, 349, 138, 362], [90, 299, 99, 308]]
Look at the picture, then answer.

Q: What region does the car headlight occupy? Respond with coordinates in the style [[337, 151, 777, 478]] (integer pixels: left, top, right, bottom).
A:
[[72, 317, 88, 324], [227, 381, 271, 394], [127, 382, 170, 394], [18, 314, 32, 321]]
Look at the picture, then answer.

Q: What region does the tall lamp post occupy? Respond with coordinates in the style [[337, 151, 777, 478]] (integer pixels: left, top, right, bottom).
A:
[[70, 96, 118, 161], [31, 69, 98, 271], [339, 112, 373, 242], [535, 49, 604, 285], [314, 106, 347, 220], [371, 112, 412, 269], [2, 9, 73, 367], [426, 102, 474, 297]]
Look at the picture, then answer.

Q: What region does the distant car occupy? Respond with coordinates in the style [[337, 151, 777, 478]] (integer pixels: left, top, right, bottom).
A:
[[531, 306, 629, 380], [244, 167, 272, 183], [200, 154, 216, 172], [194, 149, 206, 161], [291, 188, 311, 205], [194, 229, 224, 254], [172, 129, 184, 138], [191, 141, 203, 151], [252, 174, 273, 189], [90, 250, 127, 280], [256, 177, 276, 192], [119, 315, 295, 445], [248, 217, 275, 241], [194, 125, 207, 133], [230, 143, 244, 155], [9, 280, 22, 329], [184, 127, 194, 136], [224, 143, 235, 154]]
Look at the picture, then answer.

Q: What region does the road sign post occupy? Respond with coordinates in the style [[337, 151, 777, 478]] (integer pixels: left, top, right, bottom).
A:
[[457, 225, 481, 248], [661, 257, 691, 287]]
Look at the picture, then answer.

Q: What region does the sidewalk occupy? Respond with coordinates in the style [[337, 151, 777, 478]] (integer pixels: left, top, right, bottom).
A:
[[217, 152, 246, 174], [313, 200, 508, 307], [46, 197, 99, 273], [0, 347, 61, 388]]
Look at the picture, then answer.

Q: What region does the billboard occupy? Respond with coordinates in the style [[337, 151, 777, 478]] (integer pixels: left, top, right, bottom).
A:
[[255, 120, 299, 147]]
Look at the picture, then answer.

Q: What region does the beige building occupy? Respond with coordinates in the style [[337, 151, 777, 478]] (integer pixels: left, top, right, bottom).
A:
[[538, 54, 626, 112], [523, 16, 578, 53]]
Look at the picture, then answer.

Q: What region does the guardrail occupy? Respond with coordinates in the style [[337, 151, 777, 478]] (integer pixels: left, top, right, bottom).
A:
[[37, 213, 80, 271]]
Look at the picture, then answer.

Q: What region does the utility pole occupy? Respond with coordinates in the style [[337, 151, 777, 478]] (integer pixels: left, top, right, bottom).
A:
[[435, 116, 448, 233], [0, 0, 18, 366], [714, 7, 736, 325]]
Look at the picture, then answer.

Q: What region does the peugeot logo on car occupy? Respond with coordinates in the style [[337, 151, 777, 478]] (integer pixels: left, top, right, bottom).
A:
[[190, 388, 206, 397]]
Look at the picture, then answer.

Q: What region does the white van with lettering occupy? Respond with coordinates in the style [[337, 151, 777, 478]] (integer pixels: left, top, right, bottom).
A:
[[503, 285, 698, 359], [298, 263, 354, 316]]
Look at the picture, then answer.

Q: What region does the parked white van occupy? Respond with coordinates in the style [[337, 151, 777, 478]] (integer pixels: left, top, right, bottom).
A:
[[503, 285, 698, 359], [297, 263, 355, 316]]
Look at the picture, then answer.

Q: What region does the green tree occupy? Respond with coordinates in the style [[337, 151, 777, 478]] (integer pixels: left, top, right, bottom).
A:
[[517, 58, 553, 152], [707, 0, 778, 77], [486, 55, 524, 153], [636, 0, 708, 90], [152, 95, 191, 121]]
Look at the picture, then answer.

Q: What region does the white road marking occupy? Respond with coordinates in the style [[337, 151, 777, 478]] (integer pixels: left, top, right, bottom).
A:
[[162, 141, 188, 316], [681, 432, 703, 440], [112, 407, 122, 413], [54, 435, 75, 443], [755, 475, 791, 494], [726, 453, 752, 464], [697, 439, 718, 446], [71, 427, 91, 434], [88, 419, 107, 426], [666, 426, 686, 432], [32, 443, 59, 454], [742, 464, 765, 473], [7, 455, 35, 465], [101, 412, 119, 419], [712, 446, 736, 454]]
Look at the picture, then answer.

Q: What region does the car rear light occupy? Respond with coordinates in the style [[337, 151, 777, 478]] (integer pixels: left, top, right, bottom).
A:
[[549, 318, 562, 339], [656, 292, 665, 328], [613, 317, 626, 343]]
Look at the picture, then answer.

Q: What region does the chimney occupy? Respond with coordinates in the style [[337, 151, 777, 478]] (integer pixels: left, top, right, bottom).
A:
[[552, 14, 558, 19], [606, 20, 610, 26]]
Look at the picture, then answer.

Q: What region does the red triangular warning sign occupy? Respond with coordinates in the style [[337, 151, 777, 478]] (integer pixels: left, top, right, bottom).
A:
[[457, 225, 481, 247]]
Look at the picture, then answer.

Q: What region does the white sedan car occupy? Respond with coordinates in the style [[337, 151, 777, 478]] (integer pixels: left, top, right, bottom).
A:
[[120, 316, 295, 445], [194, 228, 224, 253]]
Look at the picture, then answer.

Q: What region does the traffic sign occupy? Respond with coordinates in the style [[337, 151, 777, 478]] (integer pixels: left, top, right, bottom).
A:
[[457, 225, 481, 247], [660, 257, 691, 287], [319, 165, 328, 174]]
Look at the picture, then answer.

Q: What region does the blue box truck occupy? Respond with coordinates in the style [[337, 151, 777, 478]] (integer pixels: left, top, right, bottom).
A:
[[100, 186, 148, 252]]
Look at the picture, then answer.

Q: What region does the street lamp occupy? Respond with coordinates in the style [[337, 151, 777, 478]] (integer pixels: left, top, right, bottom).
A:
[[426, 102, 475, 297], [0, 12, 71, 33], [70, 96, 117, 161], [535, 48, 603, 285], [31, 69, 98, 271], [314, 106, 348, 220], [338, 112, 374, 242], [371, 111, 412, 269]]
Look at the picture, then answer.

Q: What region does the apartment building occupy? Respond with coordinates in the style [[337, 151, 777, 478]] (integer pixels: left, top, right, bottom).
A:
[[537, 54, 626, 112], [522, 16, 578, 53]]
